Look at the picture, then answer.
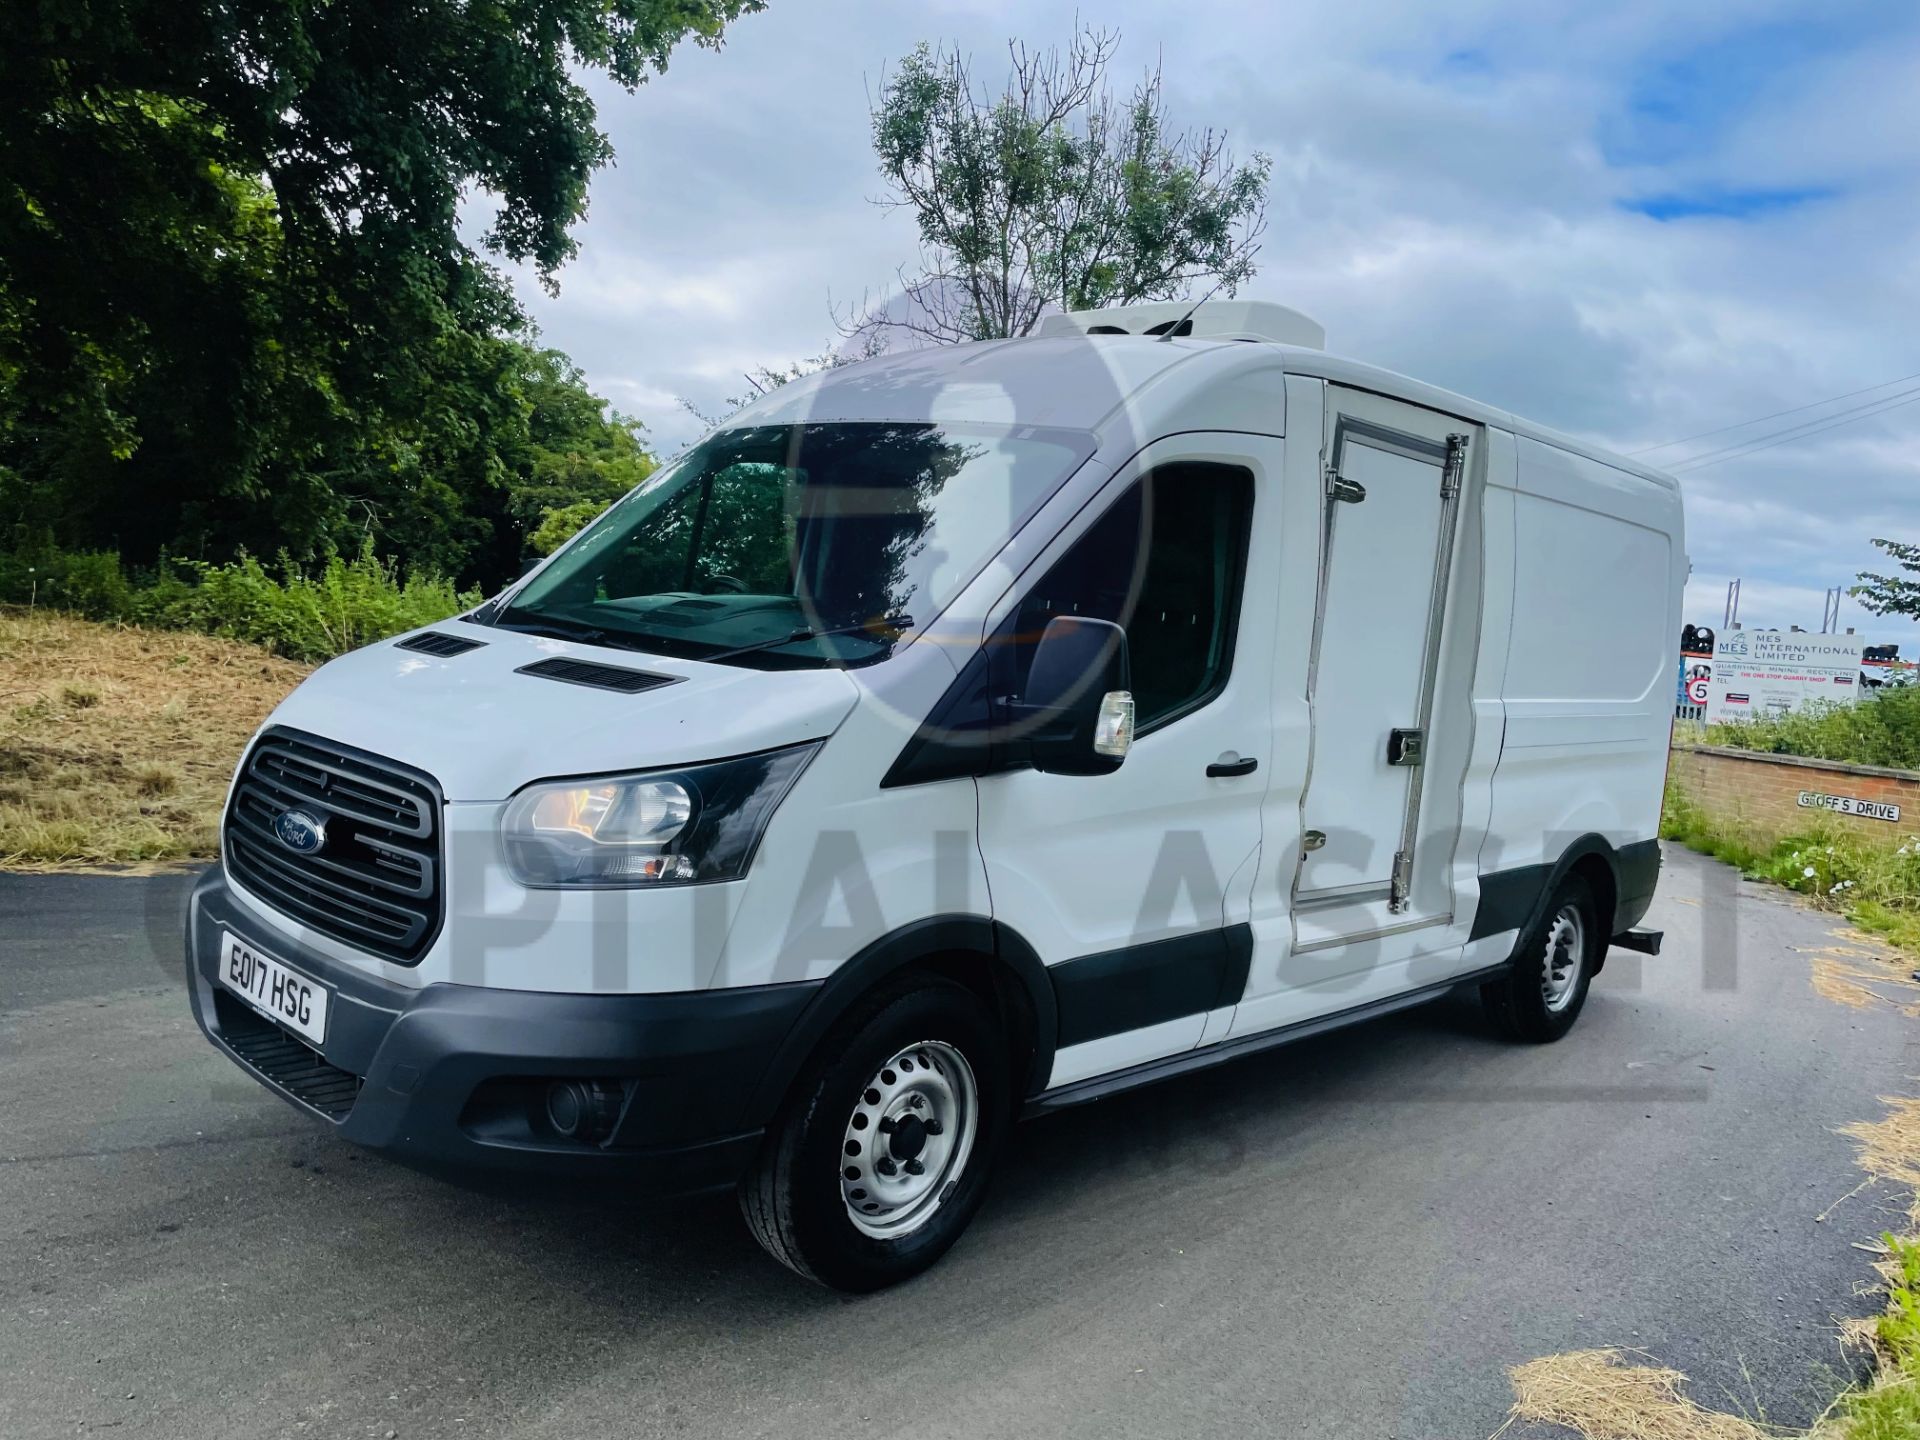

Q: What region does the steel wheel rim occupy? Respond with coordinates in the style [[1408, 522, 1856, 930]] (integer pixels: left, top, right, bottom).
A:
[[1541, 903, 1585, 1013], [840, 1040, 978, 1239]]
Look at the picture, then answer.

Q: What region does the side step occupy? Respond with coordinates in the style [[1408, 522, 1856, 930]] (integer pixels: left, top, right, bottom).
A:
[[1610, 928, 1664, 956]]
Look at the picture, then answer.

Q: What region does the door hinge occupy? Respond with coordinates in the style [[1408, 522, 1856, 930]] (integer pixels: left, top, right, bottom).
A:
[[1440, 433, 1469, 499], [1389, 850, 1412, 913], [1327, 466, 1366, 504]]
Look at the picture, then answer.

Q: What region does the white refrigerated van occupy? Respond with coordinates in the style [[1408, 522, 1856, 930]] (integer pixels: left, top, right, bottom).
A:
[[187, 301, 1682, 1289]]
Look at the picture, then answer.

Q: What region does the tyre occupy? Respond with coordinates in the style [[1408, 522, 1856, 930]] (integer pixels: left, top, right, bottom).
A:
[[740, 975, 1009, 1290], [1481, 873, 1602, 1042]]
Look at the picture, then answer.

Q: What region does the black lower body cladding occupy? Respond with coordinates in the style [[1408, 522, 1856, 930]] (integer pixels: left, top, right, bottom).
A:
[[1468, 836, 1664, 943], [185, 867, 820, 1193]]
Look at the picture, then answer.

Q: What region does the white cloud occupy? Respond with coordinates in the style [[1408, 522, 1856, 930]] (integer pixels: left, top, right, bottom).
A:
[[505, 0, 1920, 645]]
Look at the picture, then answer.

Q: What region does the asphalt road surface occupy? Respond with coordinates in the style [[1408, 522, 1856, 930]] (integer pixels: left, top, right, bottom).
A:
[[5, 845, 1917, 1440]]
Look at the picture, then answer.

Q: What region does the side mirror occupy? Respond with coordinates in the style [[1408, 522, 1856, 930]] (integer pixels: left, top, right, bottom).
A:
[[1019, 616, 1135, 776]]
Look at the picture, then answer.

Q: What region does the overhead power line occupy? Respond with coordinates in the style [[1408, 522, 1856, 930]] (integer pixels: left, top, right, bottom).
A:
[[1667, 381, 1920, 470], [1668, 386, 1920, 474], [1631, 369, 1920, 455]]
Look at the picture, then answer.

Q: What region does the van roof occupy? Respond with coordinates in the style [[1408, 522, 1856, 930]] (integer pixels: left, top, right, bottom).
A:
[[729, 333, 1680, 494]]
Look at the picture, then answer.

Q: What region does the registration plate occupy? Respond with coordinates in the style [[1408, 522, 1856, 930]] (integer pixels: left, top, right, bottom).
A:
[[218, 932, 330, 1046]]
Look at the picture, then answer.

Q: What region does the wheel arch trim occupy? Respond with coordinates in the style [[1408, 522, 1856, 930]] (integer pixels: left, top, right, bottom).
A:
[[1469, 832, 1639, 950], [742, 914, 1058, 1127]]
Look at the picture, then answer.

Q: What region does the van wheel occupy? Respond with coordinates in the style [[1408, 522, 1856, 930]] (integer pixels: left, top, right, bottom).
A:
[[739, 976, 1008, 1291], [1481, 873, 1601, 1042]]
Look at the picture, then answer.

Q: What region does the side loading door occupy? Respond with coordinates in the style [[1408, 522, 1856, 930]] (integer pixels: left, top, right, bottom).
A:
[[974, 436, 1284, 1090], [1232, 384, 1486, 1038]]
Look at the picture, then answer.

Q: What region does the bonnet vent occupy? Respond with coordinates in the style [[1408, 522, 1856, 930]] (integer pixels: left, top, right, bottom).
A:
[[396, 631, 487, 657], [515, 657, 682, 694]]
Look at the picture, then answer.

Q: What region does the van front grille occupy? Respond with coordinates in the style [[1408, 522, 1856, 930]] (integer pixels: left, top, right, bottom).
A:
[[224, 728, 444, 964]]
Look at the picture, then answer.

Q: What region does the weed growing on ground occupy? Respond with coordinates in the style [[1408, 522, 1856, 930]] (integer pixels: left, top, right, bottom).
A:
[[1661, 784, 1920, 956]]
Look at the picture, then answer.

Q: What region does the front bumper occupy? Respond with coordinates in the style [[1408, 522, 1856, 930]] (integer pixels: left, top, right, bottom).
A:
[[185, 867, 821, 1193]]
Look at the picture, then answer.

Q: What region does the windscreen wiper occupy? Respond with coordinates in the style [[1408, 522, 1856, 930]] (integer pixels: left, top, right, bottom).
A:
[[489, 614, 690, 656], [488, 615, 614, 645], [703, 615, 913, 664]]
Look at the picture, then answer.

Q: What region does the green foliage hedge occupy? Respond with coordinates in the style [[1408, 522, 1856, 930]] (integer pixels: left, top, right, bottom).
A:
[[528, 499, 608, 557], [0, 543, 477, 663], [1700, 685, 1920, 771], [2, 2, 732, 595]]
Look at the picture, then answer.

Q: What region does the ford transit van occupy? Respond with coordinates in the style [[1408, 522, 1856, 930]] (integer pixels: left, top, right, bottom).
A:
[[186, 301, 1681, 1289]]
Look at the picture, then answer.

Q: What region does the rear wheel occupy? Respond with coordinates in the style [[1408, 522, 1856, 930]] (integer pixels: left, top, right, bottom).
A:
[[1481, 873, 1602, 1042], [740, 976, 1008, 1290]]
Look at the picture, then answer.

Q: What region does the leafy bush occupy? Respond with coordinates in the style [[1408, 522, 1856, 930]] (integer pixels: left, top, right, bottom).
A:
[[1703, 686, 1920, 770], [529, 499, 608, 557], [0, 542, 478, 662], [0, 545, 138, 619]]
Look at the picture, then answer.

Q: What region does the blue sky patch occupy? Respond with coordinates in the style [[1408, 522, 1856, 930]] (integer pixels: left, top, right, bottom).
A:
[[1623, 186, 1835, 221], [1438, 47, 1492, 75], [1600, 19, 1861, 167]]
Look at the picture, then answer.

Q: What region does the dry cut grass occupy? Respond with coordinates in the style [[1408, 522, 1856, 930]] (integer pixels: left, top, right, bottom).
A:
[[1501, 1085, 1920, 1440], [0, 608, 308, 867], [1803, 933, 1920, 1014], [1503, 1349, 1770, 1440], [1842, 1097, 1920, 1229]]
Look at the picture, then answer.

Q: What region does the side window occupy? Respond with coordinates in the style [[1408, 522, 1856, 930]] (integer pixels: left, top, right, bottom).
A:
[[1002, 461, 1254, 733]]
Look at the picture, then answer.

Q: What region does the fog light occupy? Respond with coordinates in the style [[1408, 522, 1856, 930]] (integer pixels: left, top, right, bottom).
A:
[[545, 1079, 622, 1144]]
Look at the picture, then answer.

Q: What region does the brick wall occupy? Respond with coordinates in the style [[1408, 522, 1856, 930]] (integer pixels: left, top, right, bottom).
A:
[[1667, 744, 1920, 846]]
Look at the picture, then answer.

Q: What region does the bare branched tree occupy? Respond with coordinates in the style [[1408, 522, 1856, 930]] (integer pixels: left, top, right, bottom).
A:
[[678, 331, 888, 430], [848, 26, 1271, 346]]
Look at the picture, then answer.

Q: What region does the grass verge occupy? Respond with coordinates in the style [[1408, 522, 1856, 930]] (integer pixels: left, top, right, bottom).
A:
[[1501, 1099, 1920, 1438], [0, 608, 308, 867], [1661, 783, 1920, 959], [1829, 1102, 1920, 1437], [1500, 837, 1920, 1438]]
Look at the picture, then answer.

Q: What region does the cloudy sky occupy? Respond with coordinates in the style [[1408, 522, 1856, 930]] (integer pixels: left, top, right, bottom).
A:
[[496, 0, 1920, 645]]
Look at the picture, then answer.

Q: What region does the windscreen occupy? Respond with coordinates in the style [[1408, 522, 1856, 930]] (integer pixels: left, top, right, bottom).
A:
[[493, 422, 1091, 669]]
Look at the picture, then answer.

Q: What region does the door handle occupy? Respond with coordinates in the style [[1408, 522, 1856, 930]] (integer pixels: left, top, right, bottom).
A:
[[1206, 754, 1259, 778], [1303, 829, 1327, 851]]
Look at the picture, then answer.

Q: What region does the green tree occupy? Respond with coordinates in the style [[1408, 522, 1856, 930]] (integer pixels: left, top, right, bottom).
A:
[[319, 338, 660, 586], [855, 27, 1270, 344], [1854, 539, 1920, 620], [530, 500, 613, 558], [0, 0, 755, 583]]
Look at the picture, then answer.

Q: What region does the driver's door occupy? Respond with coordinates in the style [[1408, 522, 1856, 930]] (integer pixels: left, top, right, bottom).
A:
[[975, 436, 1283, 1089]]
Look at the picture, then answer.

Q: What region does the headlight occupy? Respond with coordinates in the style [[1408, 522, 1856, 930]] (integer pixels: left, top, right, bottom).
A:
[[501, 742, 819, 888]]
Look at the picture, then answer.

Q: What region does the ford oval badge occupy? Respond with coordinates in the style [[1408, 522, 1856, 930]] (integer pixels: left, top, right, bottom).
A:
[[273, 808, 327, 855]]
